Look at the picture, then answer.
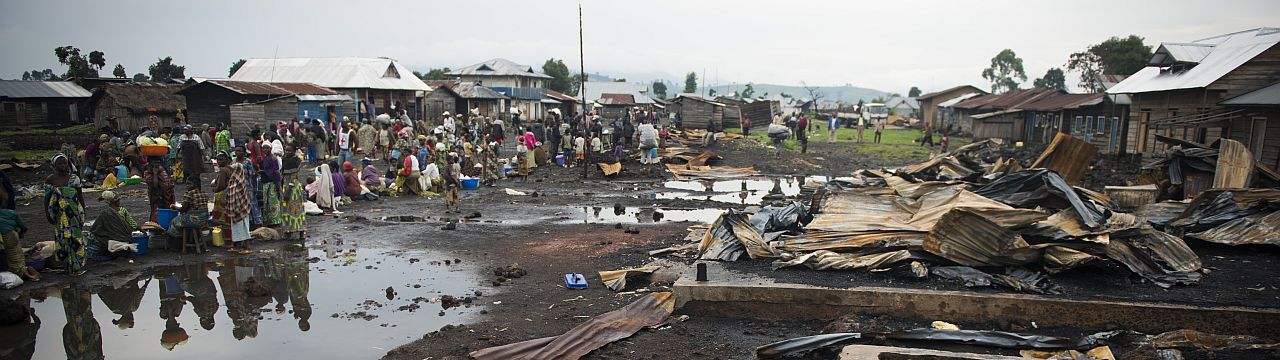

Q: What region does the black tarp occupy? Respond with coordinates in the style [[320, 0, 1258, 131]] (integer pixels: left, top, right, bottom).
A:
[[974, 169, 1106, 229]]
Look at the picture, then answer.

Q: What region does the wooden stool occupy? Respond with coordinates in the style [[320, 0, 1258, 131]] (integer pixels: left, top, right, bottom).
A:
[[181, 227, 206, 254]]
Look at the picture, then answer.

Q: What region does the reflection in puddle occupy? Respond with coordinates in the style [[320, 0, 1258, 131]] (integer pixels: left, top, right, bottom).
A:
[[10, 246, 479, 360], [556, 206, 724, 224], [649, 177, 814, 205]]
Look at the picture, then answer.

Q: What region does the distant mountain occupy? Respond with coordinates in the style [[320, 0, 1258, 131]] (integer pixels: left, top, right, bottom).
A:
[[701, 83, 891, 104]]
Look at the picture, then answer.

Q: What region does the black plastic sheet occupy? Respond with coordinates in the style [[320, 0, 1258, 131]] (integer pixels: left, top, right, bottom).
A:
[[930, 266, 1060, 294], [974, 169, 1106, 229]]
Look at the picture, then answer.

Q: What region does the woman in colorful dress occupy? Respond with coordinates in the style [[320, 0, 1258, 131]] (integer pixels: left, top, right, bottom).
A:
[[212, 152, 251, 253], [259, 143, 282, 227], [280, 146, 306, 240], [44, 154, 87, 274], [234, 145, 262, 227]]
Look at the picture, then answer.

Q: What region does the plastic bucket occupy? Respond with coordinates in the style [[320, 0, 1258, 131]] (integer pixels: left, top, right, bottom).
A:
[[461, 177, 479, 190], [116, 165, 128, 180], [156, 209, 178, 229], [132, 234, 149, 255], [555, 155, 565, 167]]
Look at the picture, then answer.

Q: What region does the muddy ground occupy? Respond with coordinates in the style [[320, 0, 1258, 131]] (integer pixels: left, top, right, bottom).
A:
[[1, 137, 1274, 359]]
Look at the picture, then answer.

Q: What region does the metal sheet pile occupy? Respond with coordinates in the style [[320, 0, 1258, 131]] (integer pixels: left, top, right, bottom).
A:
[[685, 134, 1280, 292]]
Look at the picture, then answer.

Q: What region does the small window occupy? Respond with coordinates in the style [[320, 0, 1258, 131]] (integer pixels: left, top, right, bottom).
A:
[[1085, 116, 1094, 133], [1074, 116, 1083, 132], [383, 64, 400, 78], [2, 102, 15, 113]]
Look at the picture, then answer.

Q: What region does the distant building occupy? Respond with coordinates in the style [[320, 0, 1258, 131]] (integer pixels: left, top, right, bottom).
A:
[[452, 82, 509, 117], [230, 57, 430, 122], [1108, 27, 1280, 169], [421, 80, 464, 124], [915, 85, 987, 128], [0, 80, 91, 129], [88, 82, 186, 131], [449, 58, 551, 121], [884, 96, 919, 118], [178, 80, 349, 134], [950, 87, 1128, 149]]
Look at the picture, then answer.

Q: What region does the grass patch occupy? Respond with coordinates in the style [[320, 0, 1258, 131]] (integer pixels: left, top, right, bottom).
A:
[[732, 127, 971, 165], [0, 149, 59, 162], [0, 123, 95, 136]]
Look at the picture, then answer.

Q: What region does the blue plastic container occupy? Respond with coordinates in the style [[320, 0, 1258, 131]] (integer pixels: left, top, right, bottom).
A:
[[156, 209, 179, 229], [115, 165, 128, 180], [461, 177, 479, 190], [555, 155, 565, 167], [132, 234, 149, 255], [564, 273, 587, 289]]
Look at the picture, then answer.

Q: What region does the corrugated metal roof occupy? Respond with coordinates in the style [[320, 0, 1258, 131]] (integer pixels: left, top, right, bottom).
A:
[[544, 89, 581, 103], [582, 81, 655, 104], [937, 92, 981, 107], [229, 57, 431, 91], [0, 80, 92, 98], [952, 88, 1058, 110], [452, 83, 509, 99], [1149, 43, 1216, 66], [596, 93, 636, 105], [1021, 93, 1105, 111], [915, 85, 986, 100], [1108, 27, 1280, 94], [1221, 82, 1280, 105], [448, 58, 552, 79], [295, 94, 352, 102], [194, 80, 339, 96]]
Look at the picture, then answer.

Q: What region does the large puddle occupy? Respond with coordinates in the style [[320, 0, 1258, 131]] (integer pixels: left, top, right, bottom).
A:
[[645, 177, 823, 205], [4, 244, 481, 360]]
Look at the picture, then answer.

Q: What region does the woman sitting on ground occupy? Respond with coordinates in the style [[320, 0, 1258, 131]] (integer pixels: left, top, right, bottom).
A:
[[88, 190, 137, 261]]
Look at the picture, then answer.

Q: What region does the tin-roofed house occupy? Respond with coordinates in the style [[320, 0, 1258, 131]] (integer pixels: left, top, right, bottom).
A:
[[0, 80, 92, 129], [89, 82, 186, 131], [421, 80, 464, 124], [230, 57, 430, 122], [1108, 27, 1280, 170], [178, 80, 349, 132], [452, 83, 509, 117], [915, 85, 987, 128], [449, 58, 550, 121]]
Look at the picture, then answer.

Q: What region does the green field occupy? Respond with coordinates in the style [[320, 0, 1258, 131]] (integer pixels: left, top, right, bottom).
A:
[[736, 127, 970, 165]]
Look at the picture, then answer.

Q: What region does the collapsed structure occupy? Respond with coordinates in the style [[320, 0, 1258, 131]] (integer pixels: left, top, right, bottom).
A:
[[674, 133, 1278, 292]]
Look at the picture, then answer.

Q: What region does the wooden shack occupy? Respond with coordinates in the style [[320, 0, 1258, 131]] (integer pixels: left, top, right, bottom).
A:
[[673, 95, 725, 130], [0, 80, 91, 129], [178, 80, 342, 129], [89, 82, 186, 131], [422, 80, 462, 124]]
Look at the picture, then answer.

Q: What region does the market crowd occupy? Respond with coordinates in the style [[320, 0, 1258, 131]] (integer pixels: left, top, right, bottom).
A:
[[1, 105, 671, 280]]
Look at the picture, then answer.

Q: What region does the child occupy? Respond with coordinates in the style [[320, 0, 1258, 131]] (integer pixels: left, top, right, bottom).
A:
[[0, 209, 39, 282]]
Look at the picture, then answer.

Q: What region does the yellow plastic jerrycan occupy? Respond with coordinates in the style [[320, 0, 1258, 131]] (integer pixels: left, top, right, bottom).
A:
[[211, 228, 225, 247]]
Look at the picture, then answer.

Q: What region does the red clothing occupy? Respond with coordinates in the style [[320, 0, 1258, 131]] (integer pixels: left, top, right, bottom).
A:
[[342, 171, 362, 197]]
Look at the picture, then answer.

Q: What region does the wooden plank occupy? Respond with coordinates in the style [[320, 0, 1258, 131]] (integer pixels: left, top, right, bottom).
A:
[[1031, 132, 1097, 185], [1214, 138, 1254, 188]]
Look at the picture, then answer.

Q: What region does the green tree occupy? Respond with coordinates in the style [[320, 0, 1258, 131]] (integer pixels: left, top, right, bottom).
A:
[[683, 72, 698, 94], [542, 58, 573, 94], [708, 88, 717, 97], [981, 49, 1027, 94], [416, 67, 452, 80], [112, 64, 126, 78], [148, 56, 186, 81], [132, 73, 149, 82], [908, 86, 922, 97], [741, 83, 755, 98], [1033, 68, 1067, 91], [229, 59, 246, 77], [1066, 35, 1153, 93], [651, 81, 667, 99], [54, 45, 105, 81]]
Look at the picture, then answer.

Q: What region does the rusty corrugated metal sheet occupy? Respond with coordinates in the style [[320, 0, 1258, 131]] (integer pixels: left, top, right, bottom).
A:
[[470, 292, 675, 360], [924, 208, 1040, 267], [698, 212, 776, 261], [775, 231, 926, 252], [204, 79, 339, 96], [772, 249, 926, 271], [665, 163, 758, 180], [905, 189, 1050, 230], [1031, 133, 1097, 186], [1187, 210, 1279, 246], [1105, 227, 1202, 288], [1213, 139, 1254, 188], [598, 266, 660, 291]]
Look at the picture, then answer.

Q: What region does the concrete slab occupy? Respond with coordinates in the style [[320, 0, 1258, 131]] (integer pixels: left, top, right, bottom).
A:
[[673, 277, 1280, 339], [840, 345, 1022, 359]]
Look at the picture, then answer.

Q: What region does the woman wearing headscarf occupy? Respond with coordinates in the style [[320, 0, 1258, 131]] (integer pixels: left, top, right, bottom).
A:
[[280, 147, 306, 240], [259, 143, 282, 227], [44, 154, 87, 274], [313, 163, 336, 212], [178, 126, 205, 184], [212, 152, 251, 253], [88, 190, 136, 261], [143, 157, 174, 222]]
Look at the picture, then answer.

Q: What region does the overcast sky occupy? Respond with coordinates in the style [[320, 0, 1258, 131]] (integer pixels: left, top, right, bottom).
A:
[[2, 0, 1277, 94]]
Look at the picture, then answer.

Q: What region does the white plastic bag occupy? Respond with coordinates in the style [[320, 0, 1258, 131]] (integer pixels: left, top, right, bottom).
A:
[[0, 271, 23, 289]]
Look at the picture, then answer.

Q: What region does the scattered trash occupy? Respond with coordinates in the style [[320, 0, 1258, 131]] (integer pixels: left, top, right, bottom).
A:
[[597, 266, 659, 291], [564, 273, 588, 289], [931, 321, 961, 331], [504, 188, 528, 196]]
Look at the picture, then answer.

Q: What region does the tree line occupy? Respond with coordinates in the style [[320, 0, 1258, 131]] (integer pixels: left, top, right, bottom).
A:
[[20, 45, 189, 83], [980, 35, 1153, 94]]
